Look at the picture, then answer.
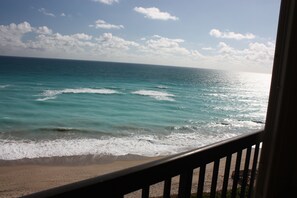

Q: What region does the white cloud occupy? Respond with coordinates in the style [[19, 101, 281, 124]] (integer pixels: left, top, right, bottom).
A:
[[210, 29, 255, 40], [215, 41, 275, 71], [89, 20, 124, 29], [134, 7, 179, 21], [72, 33, 93, 40], [0, 21, 33, 48], [202, 47, 214, 51], [133, 35, 204, 67], [218, 42, 235, 54], [191, 50, 203, 57], [35, 26, 53, 35], [146, 35, 184, 50], [92, 0, 118, 5], [26, 32, 97, 57], [96, 33, 139, 50], [0, 21, 275, 73], [245, 42, 275, 64], [0, 21, 139, 61], [61, 13, 66, 17], [38, 8, 55, 17], [140, 35, 203, 60], [1, 21, 33, 34]]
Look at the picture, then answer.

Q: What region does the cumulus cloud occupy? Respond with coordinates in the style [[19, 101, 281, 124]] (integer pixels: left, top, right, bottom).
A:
[[92, 0, 118, 5], [0, 22, 53, 47], [131, 35, 204, 67], [210, 29, 255, 40], [140, 35, 203, 59], [0, 21, 275, 73], [202, 47, 214, 51], [0, 21, 142, 62], [1, 21, 33, 34], [216, 41, 275, 69], [89, 19, 124, 29], [96, 33, 138, 50], [218, 42, 235, 54], [245, 42, 275, 64], [27, 32, 138, 56], [26, 34, 93, 59], [60, 13, 66, 17], [146, 35, 184, 50], [35, 26, 53, 35], [72, 33, 93, 40], [134, 7, 178, 21], [38, 8, 55, 17], [0, 21, 33, 48]]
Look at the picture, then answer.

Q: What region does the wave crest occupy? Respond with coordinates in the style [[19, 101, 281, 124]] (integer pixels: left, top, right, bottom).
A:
[[37, 88, 119, 101], [156, 85, 168, 89], [0, 84, 10, 89], [132, 90, 175, 101], [0, 132, 236, 160]]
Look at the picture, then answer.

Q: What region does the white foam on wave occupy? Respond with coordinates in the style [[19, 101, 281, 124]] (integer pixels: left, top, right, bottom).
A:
[[0, 132, 237, 160], [219, 118, 264, 128], [156, 85, 168, 89], [132, 90, 175, 101], [0, 84, 10, 89], [37, 88, 119, 101], [36, 96, 57, 101]]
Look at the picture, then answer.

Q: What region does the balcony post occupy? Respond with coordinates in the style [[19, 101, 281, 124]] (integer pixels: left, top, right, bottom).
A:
[[255, 0, 297, 197]]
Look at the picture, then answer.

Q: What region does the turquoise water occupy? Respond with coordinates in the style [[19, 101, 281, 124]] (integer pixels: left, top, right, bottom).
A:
[[0, 56, 271, 160]]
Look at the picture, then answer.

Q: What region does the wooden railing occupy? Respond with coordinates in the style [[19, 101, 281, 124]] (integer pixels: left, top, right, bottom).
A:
[[24, 131, 262, 198]]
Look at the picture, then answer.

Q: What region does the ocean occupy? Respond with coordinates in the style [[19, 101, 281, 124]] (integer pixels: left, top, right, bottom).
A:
[[0, 56, 270, 160]]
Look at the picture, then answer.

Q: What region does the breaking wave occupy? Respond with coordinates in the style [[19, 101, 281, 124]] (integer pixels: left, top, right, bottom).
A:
[[0, 84, 10, 89], [0, 132, 237, 160], [156, 85, 168, 89], [37, 88, 120, 101], [132, 90, 175, 101]]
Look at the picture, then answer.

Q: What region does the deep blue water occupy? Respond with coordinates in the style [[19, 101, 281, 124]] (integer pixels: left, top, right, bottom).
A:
[[0, 56, 271, 160]]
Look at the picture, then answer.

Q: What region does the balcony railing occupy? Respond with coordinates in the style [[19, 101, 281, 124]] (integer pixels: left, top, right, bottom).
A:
[[24, 130, 262, 198]]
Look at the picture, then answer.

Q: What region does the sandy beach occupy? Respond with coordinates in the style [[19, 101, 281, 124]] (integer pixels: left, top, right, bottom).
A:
[[0, 155, 163, 197], [0, 149, 257, 198]]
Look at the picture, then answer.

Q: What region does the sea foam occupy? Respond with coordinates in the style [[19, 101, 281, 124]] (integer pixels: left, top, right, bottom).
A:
[[37, 88, 119, 101], [156, 85, 168, 89], [0, 84, 10, 89], [0, 132, 237, 160], [132, 90, 175, 101]]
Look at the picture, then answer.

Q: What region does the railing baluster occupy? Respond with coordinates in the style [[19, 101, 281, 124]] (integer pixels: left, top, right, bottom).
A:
[[163, 178, 171, 198], [197, 164, 206, 198], [141, 186, 149, 198], [248, 143, 260, 198], [23, 131, 263, 198], [240, 147, 252, 198], [178, 170, 193, 198], [231, 150, 242, 198], [221, 154, 232, 198], [210, 159, 220, 198]]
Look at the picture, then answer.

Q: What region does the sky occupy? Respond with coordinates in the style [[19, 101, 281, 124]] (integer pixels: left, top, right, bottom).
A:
[[0, 0, 280, 73]]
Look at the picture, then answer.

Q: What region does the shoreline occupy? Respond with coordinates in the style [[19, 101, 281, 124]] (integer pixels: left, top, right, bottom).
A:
[[0, 154, 162, 166]]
